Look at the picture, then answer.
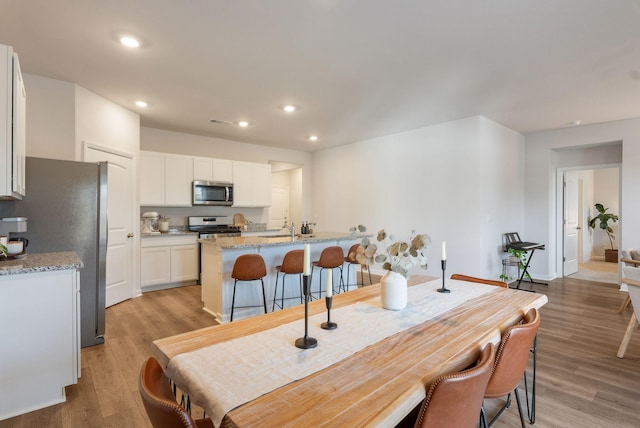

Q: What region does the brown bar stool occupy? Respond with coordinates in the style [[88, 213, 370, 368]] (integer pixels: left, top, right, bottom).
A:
[[310, 246, 345, 298], [230, 254, 268, 322], [272, 250, 304, 311], [345, 244, 372, 290]]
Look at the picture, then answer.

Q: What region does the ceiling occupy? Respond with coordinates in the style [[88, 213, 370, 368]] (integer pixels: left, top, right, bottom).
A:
[[2, 1, 640, 152]]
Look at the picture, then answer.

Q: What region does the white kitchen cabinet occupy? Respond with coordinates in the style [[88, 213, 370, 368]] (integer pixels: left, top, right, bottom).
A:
[[213, 158, 233, 182], [141, 246, 171, 286], [0, 269, 80, 420], [0, 44, 26, 199], [164, 154, 193, 206], [170, 245, 199, 282], [193, 157, 233, 183], [232, 161, 272, 207], [140, 151, 193, 206], [141, 235, 199, 290], [139, 151, 165, 205]]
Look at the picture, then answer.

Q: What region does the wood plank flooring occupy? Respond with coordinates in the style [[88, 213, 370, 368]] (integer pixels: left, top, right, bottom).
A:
[[1, 277, 639, 427]]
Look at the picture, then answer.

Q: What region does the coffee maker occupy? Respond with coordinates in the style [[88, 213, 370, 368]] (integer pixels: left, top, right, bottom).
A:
[[0, 217, 28, 254], [0, 217, 28, 238]]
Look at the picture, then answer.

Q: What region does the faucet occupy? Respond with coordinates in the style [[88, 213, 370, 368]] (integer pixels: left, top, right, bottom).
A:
[[290, 222, 295, 240]]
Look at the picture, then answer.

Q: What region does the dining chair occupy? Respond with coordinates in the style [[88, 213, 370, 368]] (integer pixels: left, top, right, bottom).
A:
[[617, 260, 640, 358], [450, 273, 508, 288], [230, 254, 268, 322], [414, 343, 495, 428], [618, 250, 640, 313], [272, 249, 304, 311], [310, 246, 345, 298], [344, 244, 373, 289], [482, 308, 540, 428], [139, 357, 214, 428]]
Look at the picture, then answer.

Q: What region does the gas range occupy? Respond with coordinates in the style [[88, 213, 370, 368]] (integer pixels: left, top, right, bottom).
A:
[[188, 216, 241, 238]]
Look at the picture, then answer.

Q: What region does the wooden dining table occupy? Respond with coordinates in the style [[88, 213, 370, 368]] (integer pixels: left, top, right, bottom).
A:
[[152, 275, 547, 428]]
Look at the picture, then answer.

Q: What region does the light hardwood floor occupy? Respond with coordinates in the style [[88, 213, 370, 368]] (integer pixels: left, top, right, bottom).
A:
[[1, 277, 639, 427]]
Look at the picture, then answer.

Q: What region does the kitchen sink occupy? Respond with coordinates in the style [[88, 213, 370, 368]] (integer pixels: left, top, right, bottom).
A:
[[257, 234, 314, 239]]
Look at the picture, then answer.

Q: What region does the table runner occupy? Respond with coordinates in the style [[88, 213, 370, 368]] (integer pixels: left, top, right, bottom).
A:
[[167, 279, 498, 427]]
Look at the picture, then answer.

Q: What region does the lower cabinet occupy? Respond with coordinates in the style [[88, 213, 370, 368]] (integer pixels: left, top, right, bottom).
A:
[[0, 269, 80, 420], [141, 236, 199, 291]]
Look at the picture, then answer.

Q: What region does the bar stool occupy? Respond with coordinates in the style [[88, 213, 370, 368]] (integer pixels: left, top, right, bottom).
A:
[[345, 244, 372, 290], [230, 254, 268, 322], [272, 250, 304, 311], [310, 246, 345, 298]]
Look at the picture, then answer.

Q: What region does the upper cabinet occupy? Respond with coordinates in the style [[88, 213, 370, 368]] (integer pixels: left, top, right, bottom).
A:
[[193, 157, 233, 183], [140, 152, 193, 206], [140, 151, 271, 207], [0, 44, 26, 199], [233, 161, 271, 207]]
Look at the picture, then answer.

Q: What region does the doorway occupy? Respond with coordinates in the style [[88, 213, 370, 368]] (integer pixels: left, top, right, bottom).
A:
[[560, 166, 620, 283], [269, 161, 303, 230]]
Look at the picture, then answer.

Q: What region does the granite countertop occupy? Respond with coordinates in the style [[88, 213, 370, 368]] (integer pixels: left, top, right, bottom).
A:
[[199, 232, 362, 249], [0, 251, 83, 275], [141, 231, 199, 238]]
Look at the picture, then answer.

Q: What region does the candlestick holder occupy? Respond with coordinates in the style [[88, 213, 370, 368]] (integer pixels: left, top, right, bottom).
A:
[[295, 275, 318, 349], [437, 259, 450, 293], [321, 296, 337, 330]]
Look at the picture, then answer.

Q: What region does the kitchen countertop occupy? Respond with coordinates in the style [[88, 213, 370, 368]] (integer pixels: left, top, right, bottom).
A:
[[0, 251, 83, 275], [199, 232, 362, 249], [141, 231, 199, 238]]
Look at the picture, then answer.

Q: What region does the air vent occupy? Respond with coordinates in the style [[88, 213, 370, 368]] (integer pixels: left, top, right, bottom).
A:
[[209, 119, 234, 125]]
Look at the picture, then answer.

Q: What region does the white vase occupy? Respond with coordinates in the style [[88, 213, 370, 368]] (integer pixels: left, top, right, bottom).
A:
[[380, 270, 408, 310]]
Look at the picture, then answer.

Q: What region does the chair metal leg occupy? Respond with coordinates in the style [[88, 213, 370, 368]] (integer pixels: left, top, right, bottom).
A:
[[487, 393, 511, 426], [514, 388, 526, 428], [272, 270, 281, 311], [230, 279, 238, 322], [523, 334, 537, 423], [260, 278, 267, 314]]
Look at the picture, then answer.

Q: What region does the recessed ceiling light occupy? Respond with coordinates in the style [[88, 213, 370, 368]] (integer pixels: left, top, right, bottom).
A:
[[238, 121, 250, 128], [283, 105, 297, 113], [120, 36, 140, 48], [135, 100, 148, 108], [309, 135, 318, 141]]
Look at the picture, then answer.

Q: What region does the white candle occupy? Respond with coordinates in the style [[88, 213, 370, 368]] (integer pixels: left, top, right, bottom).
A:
[[303, 243, 311, 276], [442, 241, 446, 261], [326, 268, 333, 298]]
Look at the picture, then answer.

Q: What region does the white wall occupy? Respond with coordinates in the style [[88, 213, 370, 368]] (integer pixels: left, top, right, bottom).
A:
[[312, 116, 525, 279], [23, 74, 75, 160], [74, 86, 139, 158], [525, 118, 638, 280]]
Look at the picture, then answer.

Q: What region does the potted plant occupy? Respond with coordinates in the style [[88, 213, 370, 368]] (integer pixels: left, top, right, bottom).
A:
[[499, 248, 531, 282], [350, 226, 430, 310], [588, 203, 619, 263]]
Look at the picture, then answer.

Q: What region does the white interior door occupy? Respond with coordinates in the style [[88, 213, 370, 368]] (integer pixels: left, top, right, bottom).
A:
[[564, 174, 579, 276], [84, 144, 135, 307], [269, 187, 289, 229]]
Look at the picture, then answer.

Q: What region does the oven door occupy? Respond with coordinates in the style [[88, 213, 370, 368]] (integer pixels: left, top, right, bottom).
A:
[[193, 181, 233, 206]]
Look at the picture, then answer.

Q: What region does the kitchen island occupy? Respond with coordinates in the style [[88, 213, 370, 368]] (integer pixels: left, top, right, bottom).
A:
[[0, 252, 83, 421], [199, 233, 360, 322]]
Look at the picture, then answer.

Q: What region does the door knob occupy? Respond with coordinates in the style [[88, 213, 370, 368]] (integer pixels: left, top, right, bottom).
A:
[[127, 233, 134, 238], [576, 226, 582, 230]]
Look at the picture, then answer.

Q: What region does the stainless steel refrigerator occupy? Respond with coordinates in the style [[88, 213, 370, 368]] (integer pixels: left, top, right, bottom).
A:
[[14, 157, 107, 347]]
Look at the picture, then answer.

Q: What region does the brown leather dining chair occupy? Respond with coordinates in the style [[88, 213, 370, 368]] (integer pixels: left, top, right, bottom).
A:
[[482, 308, 540, 428], [451, 273, 508, 288], [413, 343, 495, 428], [310, 246, 345, 298], [139, 357, 214, 428], [272, 249, 304, 311], [345, 243, 373, 289], [230, 254, 268, 322]]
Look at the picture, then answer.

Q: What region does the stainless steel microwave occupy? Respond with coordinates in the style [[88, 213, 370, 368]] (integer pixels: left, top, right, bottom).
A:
[[192, 181, 233, 206]]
